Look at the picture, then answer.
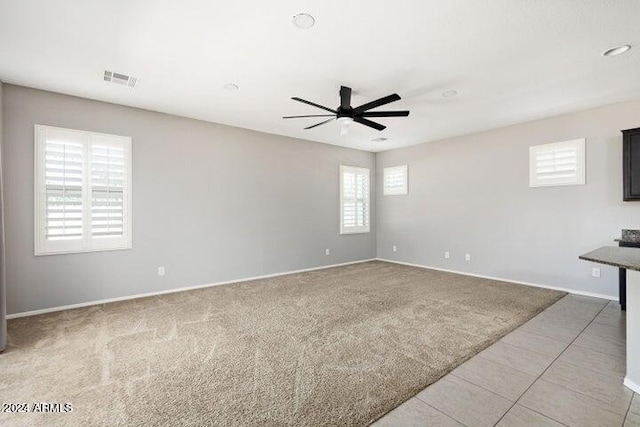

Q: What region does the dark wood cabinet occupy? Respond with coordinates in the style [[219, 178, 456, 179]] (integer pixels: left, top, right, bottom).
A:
[[623, 127, 640, 201]]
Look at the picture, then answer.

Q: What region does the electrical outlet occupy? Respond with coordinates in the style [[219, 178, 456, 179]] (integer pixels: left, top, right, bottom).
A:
[[444, 251, 450, 259], [392, 245, 397, 252], [465, 254, 471, 261], [592, 267, 601, 278], [325, 248, 330, 256], [158, 266, 165, 276]]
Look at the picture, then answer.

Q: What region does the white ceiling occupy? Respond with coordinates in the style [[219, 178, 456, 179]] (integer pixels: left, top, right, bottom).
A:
[[1, 0, 639, 152]]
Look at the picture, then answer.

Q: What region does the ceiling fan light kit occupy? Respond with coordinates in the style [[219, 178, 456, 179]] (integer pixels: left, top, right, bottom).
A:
[[283, 86, 410, 132], [337, 117, 353, 135]]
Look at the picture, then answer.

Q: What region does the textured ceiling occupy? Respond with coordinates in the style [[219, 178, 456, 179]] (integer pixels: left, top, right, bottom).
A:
[[1, 0, 639, 151]]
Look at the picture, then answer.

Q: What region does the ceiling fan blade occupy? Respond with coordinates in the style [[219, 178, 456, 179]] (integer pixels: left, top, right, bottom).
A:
[[283, 114, 335, 119], [352, 93, 401, 114], [360, 110, 410, 117], [354, 117, 386, 131], [340, 86, 352, 109], [292, 97, 336, 114], [305, 118, 335, 130]]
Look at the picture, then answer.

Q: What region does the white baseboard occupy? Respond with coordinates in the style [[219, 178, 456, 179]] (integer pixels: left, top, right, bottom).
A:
[[6, 258, 376, 319], [376, 258, 618, 301], [8, 257, 618, 319], [624, 377, 640, 394]]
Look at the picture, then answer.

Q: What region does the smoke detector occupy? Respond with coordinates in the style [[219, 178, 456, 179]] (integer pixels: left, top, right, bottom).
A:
[[104, 70, 138, 88], [292, 13, 315, 29]]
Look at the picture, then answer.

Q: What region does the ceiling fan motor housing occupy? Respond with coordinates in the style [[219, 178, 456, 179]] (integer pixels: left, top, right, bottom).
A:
[[337, 107, 354, 119]]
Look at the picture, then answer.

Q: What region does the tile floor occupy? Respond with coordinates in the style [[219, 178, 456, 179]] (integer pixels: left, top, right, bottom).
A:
[[373, 294, 638, 427]]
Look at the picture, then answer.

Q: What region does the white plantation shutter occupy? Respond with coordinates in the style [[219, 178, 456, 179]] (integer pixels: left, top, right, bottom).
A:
[[44, 135, 85, 241], [383, 165, 408, 195], [530, 139, 585, 187], [340, 165, 370, 234], [35, 125, 132, 255], [91, 141, 125, 238]]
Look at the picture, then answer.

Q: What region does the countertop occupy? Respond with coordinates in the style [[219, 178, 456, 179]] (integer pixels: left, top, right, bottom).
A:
[[579, 246, 640, 271], [614, 239, 640, 244]]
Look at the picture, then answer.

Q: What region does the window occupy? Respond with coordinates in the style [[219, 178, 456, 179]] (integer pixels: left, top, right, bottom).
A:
[[383, 165, 408, 195], [529, 138, 585, 187], [340, 165, 370, 234], [35, 125, 132, 255]]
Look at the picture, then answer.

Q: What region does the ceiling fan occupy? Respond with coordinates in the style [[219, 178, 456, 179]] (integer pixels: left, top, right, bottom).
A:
[[283, 86, 409, 133]]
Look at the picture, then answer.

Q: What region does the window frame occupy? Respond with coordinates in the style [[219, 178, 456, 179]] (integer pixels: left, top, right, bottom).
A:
[[34, 124, 133, 256], [529, 138, 586, 188], [383, 164, 408, 196], [339, 165, 370, 235]]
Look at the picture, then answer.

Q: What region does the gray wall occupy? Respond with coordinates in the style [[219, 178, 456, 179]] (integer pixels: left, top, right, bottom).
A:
[[5, 84, 638, 315], [0, 80, 6, 349], [377, 100, 640, 298], [3, 85, 376, 315]]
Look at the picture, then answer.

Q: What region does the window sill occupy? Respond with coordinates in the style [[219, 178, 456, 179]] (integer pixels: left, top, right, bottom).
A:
[[340, 230, 371, 235], [34, 245, 132, 256]]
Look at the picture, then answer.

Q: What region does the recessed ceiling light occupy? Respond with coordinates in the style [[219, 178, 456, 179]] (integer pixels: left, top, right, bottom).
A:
[[223, 83, 239, 91], [372, 137, 389, 143], [442, 90, 458, 98], [603, 45, 631, 57], [292, 13, 315, 29]]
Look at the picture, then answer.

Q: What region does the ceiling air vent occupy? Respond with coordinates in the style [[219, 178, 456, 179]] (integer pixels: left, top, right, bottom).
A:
[[103, 70, 138, 88]]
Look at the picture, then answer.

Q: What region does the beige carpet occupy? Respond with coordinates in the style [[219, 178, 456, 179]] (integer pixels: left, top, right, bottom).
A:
[[0, 261, 564, 426]]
